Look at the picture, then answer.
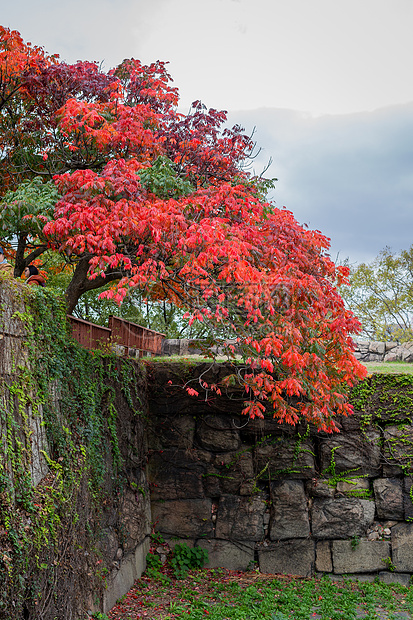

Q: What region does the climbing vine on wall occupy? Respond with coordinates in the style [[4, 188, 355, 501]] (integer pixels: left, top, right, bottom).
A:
[[350, 373, 413, 423], [350, 373, 413, 474], [0, 284, 145, 619]]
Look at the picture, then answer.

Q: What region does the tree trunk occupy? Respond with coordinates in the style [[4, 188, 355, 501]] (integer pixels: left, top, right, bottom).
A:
[[13, 234, 48, 277], [65, 257, 122, 315]]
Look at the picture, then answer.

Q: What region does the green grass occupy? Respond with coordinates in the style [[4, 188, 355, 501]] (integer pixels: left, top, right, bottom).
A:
[[109, 570, 413, 619], [147, 356, 413, 375], [363, 361, 413, 375], [146, 354, 240, 363]]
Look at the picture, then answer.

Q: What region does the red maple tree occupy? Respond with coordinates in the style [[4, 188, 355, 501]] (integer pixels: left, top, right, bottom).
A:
[[1, 27, 367, 430]]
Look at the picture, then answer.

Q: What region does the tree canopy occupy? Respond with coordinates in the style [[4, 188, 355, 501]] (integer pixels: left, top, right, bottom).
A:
[[0, 26, 367, 431]]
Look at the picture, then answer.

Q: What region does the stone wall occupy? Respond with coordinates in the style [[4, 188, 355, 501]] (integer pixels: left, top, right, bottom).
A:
[[163, 337, 413, 364], [4, 279, 413, 618], [146, 362, 413, 585], [0, 281, 151, 619], [354, 340, 413, 363]]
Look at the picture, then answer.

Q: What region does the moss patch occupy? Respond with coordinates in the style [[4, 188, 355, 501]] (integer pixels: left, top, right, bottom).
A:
[[350, 374, 413, 424]]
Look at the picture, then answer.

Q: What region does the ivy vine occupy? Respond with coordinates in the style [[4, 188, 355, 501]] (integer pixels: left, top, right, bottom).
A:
[[0, 284, 146, 619]]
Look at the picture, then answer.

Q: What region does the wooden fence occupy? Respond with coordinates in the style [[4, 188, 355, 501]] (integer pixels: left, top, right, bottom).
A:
[[67, 315, 165, 357]]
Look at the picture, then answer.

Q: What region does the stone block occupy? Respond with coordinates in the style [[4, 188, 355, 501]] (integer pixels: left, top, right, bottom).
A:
[[204, 449, 255, 496], [392, 523, 413, 572], [146, 415, 196, 450], [161, 338, 216, 356], [202, 470, 221, 497], [151, 499, 213, 538], [336, 478, 371, 494], [97, 527, 119, 562], [166, 538, 195, 550], [385, 342, 398, 352], [357, 351, 383, 362], [400, 342, 413, 362], [147, 449, 205, 500], [379, 572, 411, 586], [383, 425, 413, 475], [120, 484, 151, 553], [322, 573, 344, 582], [270, 480, 310, 540], [254, 436, 315, 479], [337, 411, 364, 432], [369, 341, 385, 355], [332, 540, 390, 573], [103, 536, 149, 614], [0, 333, 30, 377], [239, 417, 309, 442], [306, 479, 335, 499], [319, 430, 381, 478], [316, 541, 332, 572], [215, 494, 266, 541], [196, 415, 241, 452], [384, 352, 399, 363], [258, 539, 315, 577], [373, 478, 404, 520], [0, 282, 28, 339], [311, 498, 375, 539], [161, 339, 181, 356], [344, 574, 376, 582], [197, 539, 255, 571], [29, 404, 49, 486], [403, 477, 413, 520]]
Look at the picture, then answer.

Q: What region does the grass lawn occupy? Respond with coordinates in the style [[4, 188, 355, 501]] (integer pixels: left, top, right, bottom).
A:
[[147, 356, 413, 378], [363, 361, 413, 375], [106, 569, 413, 619]]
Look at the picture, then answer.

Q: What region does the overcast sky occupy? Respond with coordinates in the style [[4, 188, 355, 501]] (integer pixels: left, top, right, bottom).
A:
[[2, 0, 413, 263]]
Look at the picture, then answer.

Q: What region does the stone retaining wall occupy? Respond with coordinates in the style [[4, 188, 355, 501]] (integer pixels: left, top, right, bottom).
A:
[[163, 338, 413, 364], [4, 277, 413, 617], [146, 362, 413, 584], [353, 340, 413, 363], [0, 282, 151, 619]]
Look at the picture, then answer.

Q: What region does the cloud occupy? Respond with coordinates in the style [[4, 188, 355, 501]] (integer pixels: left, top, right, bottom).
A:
[[2, 2, 412, 266], [2, 0, 144, 69], [230, 104, 413, 264], [3, 1, 413, 114]]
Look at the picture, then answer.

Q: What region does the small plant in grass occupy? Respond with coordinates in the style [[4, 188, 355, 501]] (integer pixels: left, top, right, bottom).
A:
[[145, 544, 172, 584], [151, 531, 165, 545], [170, 543, 208, 578], [145, 552, 164, 579], [108, 570, 413, 619], [116, 593, 127, 604], [247, 559, 259, 571]]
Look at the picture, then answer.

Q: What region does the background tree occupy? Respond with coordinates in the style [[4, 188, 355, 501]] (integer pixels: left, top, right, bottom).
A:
[[342, 246, 413, 343], [0, 177, 60, 275]]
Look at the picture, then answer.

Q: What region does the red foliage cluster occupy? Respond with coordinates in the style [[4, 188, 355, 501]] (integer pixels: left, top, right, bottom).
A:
[[0, 25, 56, 109], [48, 167, 365, 429], [161, 100, 254, 185]]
